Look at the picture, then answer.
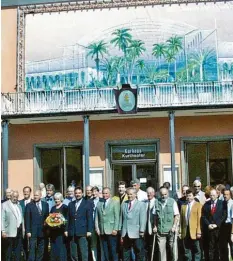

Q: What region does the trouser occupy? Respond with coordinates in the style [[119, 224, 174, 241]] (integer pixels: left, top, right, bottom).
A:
[[28, 237, 45, 261], [100, 234, 118, 261], [183, 235, 201, 261], [72, 236, 88, 261], [219, 223, 233, 261], [144, 233, 157, 261], [22, 234, 29, 260], [208, 228, 220, 261], [4, 226, 22, 261], [157, 231, 177, 261], [122, 234, 144, 261]]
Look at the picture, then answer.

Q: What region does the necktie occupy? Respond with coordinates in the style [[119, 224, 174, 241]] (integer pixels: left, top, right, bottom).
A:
[[211, 202, 216, 215], [75, 199, 81, 211], [103, 199, 106, 209], [187, 203, 191, 224], [129, 201, 132, 210], [36, 202, 42, 215]]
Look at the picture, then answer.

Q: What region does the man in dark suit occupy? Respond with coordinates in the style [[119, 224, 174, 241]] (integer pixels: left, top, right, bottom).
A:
[[25, 190, 49, 261], [202, 189, 227, 261], [19, 186, 32, 260], [65, 186, 94, 261]]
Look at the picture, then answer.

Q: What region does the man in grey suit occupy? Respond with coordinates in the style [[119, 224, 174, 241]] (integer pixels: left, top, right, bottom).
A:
[[95, 187, 120, 261], [119, 187, 147, 261], [1, 190, 24, 261]]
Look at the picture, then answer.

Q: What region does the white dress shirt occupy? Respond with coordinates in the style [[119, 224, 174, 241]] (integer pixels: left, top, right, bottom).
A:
[[137, 189, 148, 202], [226, 198, 233, 223], [75, 198, 83, 211], [185, 200, 195, 224], [24, 199, 31, 206]]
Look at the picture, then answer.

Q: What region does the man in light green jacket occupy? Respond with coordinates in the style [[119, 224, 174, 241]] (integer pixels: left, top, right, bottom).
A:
[[95, 187, 120, 261]]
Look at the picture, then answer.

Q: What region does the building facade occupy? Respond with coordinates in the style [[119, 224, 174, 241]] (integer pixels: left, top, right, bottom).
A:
[[1, 0, 233, 198]]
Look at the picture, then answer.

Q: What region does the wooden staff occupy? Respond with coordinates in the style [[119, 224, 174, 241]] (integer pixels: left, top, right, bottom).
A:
[[151, 233, 156, 261]]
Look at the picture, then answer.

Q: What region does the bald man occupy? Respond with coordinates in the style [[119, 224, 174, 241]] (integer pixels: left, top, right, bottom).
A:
[[193, 180, 206, 205], [1, 188, 13, 203], [1, 190, 24, 261], [25, 190, 49, 261]]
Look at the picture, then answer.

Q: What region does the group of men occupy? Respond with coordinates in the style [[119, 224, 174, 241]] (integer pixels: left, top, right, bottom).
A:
[[1, 178, 233, 261]]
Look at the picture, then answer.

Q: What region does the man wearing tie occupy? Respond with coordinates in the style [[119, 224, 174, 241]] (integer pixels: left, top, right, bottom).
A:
[[1, 190, 24, 261], [19, 186, 32, 260], [180, 188, 202, 261], [202, 189, 227, 261], [95, 187, 120, 261], [25, 190, 49, 261], [144, 187, 157, 261], [119, 187, 147, 261], [65, 186, 93, 261]]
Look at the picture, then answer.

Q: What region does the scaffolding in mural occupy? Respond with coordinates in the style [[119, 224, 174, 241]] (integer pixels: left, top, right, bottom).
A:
[[25, 18, 231, 91]]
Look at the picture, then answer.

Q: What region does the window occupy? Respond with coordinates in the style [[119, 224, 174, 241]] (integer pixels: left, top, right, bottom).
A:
[[39, 146, 82, 194], [185, 140, 232, 188]]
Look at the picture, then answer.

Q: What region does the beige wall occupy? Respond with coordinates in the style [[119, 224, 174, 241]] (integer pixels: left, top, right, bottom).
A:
[[8, 115, 233, 198], [1, 8, 18, 93]]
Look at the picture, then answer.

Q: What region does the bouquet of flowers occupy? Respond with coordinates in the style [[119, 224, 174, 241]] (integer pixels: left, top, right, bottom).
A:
[[45, 213, 66, 228]]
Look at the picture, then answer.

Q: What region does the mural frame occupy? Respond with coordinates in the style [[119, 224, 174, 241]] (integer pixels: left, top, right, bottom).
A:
[[17, 0, 227, 92]]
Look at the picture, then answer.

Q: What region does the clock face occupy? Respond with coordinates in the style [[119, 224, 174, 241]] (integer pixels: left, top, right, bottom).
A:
[[118, 90, 136, 112]]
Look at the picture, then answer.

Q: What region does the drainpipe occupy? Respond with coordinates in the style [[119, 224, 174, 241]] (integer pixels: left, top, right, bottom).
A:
[[169, 111, 176, 193], [2, 120, 9, 194], [83, 115, 90, 188]]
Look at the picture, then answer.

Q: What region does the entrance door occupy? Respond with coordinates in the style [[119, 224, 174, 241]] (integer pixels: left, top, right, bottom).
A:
[[112, 163, 157, 194]]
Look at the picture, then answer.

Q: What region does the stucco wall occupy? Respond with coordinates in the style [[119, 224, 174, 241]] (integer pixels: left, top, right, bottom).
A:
[[8, 115, 233, 198], [1, 8, 17, 93]]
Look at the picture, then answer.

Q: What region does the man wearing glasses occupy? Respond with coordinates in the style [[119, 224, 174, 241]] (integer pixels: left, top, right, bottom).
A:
[[193, 180, 206, 205]]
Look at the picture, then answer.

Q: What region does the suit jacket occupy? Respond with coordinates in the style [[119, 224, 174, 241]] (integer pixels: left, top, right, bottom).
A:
[[20, 198, 32, 216], [144, 197, 157, 235], [25, 201, 49, 237], [95, 198, 120, 235], [1, 200, 24, 237], [67, 198, 94, 237], [180, 201, 202, 240], [119, 199, 147, 239], [202, 199, 227, 228]]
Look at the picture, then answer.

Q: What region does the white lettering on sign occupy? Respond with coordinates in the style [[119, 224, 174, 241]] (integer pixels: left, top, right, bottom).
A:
[[124, 149, 142, 154], [122, 153, 146, 159]]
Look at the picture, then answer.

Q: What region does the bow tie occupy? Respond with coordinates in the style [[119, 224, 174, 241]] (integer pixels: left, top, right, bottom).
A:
[[67, 197, 73, 201], [46, 197, 53, 201]]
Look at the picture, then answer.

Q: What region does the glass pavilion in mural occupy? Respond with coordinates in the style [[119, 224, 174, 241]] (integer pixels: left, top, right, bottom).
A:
[[25, 2, 233, 91]]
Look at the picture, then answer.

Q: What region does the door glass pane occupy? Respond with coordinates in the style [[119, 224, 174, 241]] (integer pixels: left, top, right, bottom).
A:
[[136, 164, 157, 191], [66, 147, 83, 189], [209, 141, 232, 186], [41, 149, 61, 192], [186, 143, 207, 187], [113, 165, 132, 193]]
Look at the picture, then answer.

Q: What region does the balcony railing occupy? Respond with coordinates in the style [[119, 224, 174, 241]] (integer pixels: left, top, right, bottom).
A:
[[2, 82, 233, 116]]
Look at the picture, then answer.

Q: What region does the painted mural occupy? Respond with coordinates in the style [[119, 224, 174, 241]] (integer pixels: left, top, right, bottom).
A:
[[25, 1, 233, 91]]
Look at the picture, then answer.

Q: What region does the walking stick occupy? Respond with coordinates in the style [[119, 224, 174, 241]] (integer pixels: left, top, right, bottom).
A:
[[150, 233, 156, 261]]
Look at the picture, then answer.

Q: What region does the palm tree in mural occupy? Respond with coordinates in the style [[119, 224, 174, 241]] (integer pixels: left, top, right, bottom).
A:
[[152, 43, 167, 67], [87, 40, 108, 81], [164, 50, 176, 80], [126, 39, 146, 83], [110, 28, 132, 57], [222, 63, 229, 80], [190, 48, 215, 82], [102, 58, 117, 86], [144, 64, 169, 83], [136, 59, 146, 83], [166, 36, 183, 81]]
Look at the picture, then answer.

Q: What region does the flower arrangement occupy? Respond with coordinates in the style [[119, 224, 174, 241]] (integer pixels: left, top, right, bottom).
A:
[[45, 213, 66, 227]]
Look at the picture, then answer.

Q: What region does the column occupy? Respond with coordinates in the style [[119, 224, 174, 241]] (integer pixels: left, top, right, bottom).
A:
[[83, 115, 90, 188], [2, 120, 9, 192], [169, 111, 176, 192]]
